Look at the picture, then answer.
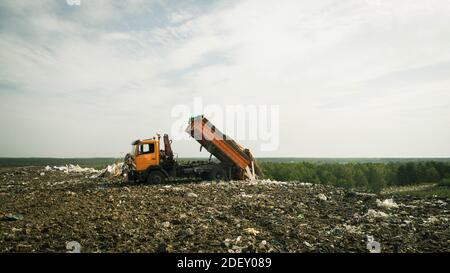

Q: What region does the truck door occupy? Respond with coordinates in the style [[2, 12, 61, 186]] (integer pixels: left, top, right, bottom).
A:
[[135, 143, 158, 171]]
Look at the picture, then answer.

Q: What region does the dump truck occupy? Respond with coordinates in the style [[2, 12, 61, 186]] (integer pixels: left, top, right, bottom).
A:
[[124, 115, 263, 183]]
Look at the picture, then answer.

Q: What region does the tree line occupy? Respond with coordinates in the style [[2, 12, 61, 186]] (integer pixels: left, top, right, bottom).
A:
[[259, 161, 450, 193]]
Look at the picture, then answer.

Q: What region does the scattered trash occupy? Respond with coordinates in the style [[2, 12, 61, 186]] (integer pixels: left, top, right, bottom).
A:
[[342, 224, 361, 234], [223, 239, 232, 247], [106, 163, 124, 177], [0, 166, 448, 253], [53, 164, 100, 174], [240, 193, 253, 198], [353, 192, 377, 197], [365, 209, 390, 219], [186, 192, 198, 198], [244, 227, 260, 236], [51, 163, 126, 179], [376, 198, 399, 209], [230, 245, 243, 253], [425, 216, 440, 224], [1, 213, 24, 221], [253, 179, 288, 186], [161, 221, 171, 229], [317, 193, 327, 201], [259, 240, 267, 247]]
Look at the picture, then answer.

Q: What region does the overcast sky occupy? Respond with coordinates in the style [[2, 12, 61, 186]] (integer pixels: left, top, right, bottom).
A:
[[1, 0, 450, 158]]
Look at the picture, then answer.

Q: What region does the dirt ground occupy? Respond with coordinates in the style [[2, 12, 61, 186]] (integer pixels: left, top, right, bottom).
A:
[[0, 166, 449, 253]]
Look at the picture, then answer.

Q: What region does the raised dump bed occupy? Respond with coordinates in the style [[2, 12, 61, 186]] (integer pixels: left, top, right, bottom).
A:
[[186, 115, 263, 179]]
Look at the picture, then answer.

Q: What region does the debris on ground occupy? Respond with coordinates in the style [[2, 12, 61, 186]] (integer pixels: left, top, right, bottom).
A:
[[51, 163, 125, 178], [317, 193, 328, 201], [106, 163, 124, 177], [425, 216, 440, 224], [243, 227, 260, 236], [1, 213, 24, 221], [365, 209, 390, 219], [0, 166, 449, 253], [186, 192, 198, 198], [53, 164, 100, 174], [376, 198, 399, 209]]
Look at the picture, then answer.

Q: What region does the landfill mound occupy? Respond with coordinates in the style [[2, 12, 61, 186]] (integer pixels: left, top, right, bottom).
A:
[[0, 166, 448, 253]]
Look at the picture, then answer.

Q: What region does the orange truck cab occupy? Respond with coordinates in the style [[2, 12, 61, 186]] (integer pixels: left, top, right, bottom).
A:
[[132, 139, 160, 171], [127, 137, 171, 183]]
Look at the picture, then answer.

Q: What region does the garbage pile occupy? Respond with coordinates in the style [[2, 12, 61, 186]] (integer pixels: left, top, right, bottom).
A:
[[47, 163, 125, 178], [93, 163, 125, 178], [0, 166, 449, 253], [49, 164, 99, 174]]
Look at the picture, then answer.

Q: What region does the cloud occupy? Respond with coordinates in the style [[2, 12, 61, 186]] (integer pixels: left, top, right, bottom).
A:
[[1, 0, 450, 157]]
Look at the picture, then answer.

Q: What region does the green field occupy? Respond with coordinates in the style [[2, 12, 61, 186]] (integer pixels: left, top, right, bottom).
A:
[[382, 180, 450, 198], [257, 157, 450, 163]]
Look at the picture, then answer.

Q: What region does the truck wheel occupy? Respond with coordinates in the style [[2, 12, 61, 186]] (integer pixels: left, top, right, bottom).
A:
[[126, 172, 135, 183], [209, 168, 228, 181], [147, 171, 166, 184]]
